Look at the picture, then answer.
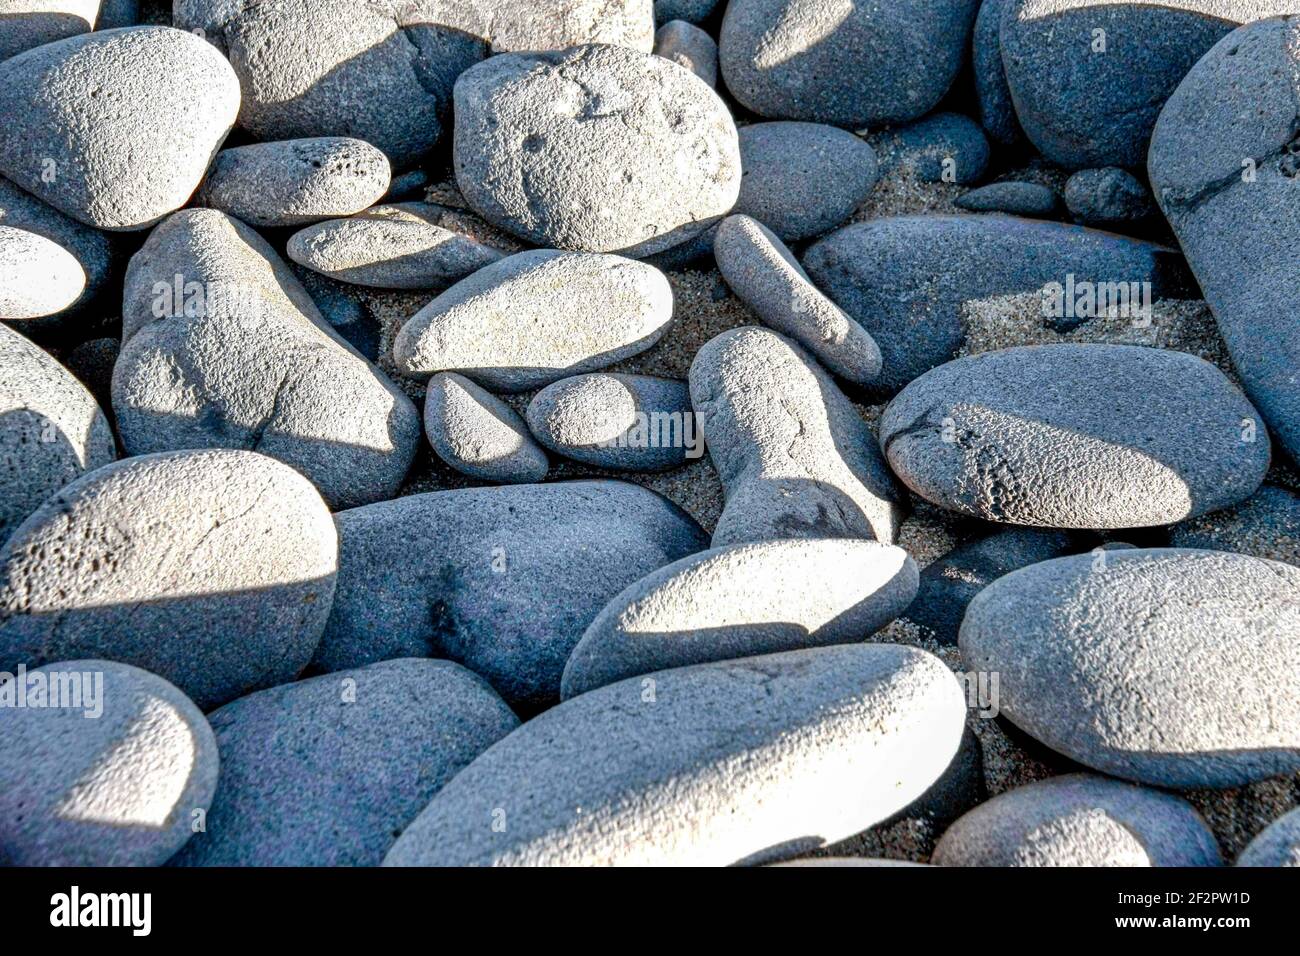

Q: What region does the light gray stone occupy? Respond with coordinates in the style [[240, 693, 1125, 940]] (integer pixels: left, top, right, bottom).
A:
[[440, 0, 656, 53], [0, 225, 84, 319], [0, 1, 97, 63], [654, 19, 717, 86], [1237, 808, 1300, 867], [424, 372, 548, 484]]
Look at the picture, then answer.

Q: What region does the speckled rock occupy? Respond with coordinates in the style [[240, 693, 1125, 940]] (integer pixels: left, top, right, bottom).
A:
[[312, 481, 707, 709], [0, 660, 217, 866], [654, 19, 717, 86], [0, 1, 97, 63], [0, 225, 84, 319], [393, 249, 674, 391], [1237, 808, 1300, 867], [933, 774, 1222, 867], [114, 209, 420, 509], [972, 0, 1021, 146], [960, 548, 1300, 788], [561, 539, 918, 698], [425, 372, 548, 484], [170, 659, 518, 867], [286, 202, 505, 291], [1172, 485, 1300, 568], [447, 0, 656, 53], [0, 449, 338, 710], [955, 181, 1059, 217], [713, 215, 881, 384], [735, 121, 879, 242], [719, 0, 981, 128], [655, 0, 720, 23], [1064, 168, 1155, 225], [878, 112, 991, 185], [453, 44, 741, 256], [195, 138, 390, 229], [0, 26, 239, 229]]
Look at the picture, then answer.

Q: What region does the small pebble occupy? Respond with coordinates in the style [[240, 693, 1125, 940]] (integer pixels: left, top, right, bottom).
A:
[[955, 182, 1059, 218], [0, 225, 85, 319], [877, 113, 991, 185], [425, 372, 549, 484], [1237, 808, 1300, 867], [1171, 485, 1300, 567], [654, 19, 717, 86], [1064, 168, 1156, 226]]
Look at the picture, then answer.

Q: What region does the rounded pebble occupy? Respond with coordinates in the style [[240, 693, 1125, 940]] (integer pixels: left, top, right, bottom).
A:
[[424, 372, 549, 484], [1064, 167, 1156, 225], [0, 224, 85, 319], [1171, 485, 1300, 567], [1237, 808, 1300, 867], [972, 0, 1021, 146], [878, 112, 991, 185], [0, 1, 96, 62], [954, 181, 1059, 217], [654, 19, 717, 86]]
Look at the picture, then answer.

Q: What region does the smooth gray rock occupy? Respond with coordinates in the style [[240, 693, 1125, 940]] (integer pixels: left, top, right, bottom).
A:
[[0, 26, 239, 229], [878, 112, 991, 185], [880, 344, 1271, 529], [735, 121, 879, 242], [386, 644, 967, 866], [690, 327, 904, 547], [714, 215, 881, 384], [383, 169, 429, 203], [113, 209, 420, 510], [0, 225, 84, 319], [1064, 168, 1155, 225], [0, 449, 338, 710], [170, 659, 518, 867], [933, 774, 1222, 867], [312, 481, 707, 709], [453, 44, 741, 256], [654, 19, 717, 86], [0, 1, 96, 62], [1237, 808, 1300, 867], [972, 0, 1021, 146], [286, 202, 505, 291], [655, 0, 720, 23], [775, 858, 929, 867], [960, 548, 1300, 788], [425, 372, 549, 484], [1148, 16, 1300, 465], [96, 0, 138, 28], [719, 0, 980, 128], [1172, 485, 1300, 568], [289, 264, 380, 361], [526, 373, 697, 471], [0, 323, 115, 546], [561, 539, 918, 698], [803, 216, 1195, 394], [0, 660, 218, 866], [195, 138, 390, 229], [955, 181, 1059, 217], [393, 249, 674, 391]]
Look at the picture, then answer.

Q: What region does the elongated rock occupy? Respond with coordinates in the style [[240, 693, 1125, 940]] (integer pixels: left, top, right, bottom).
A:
[[955, 182, 1058, 217], [0, 225, 84, 319], [561, 539, 918, 698], [425, 373, 549, 484], [0, 1, 97, 62], [1237, 808, 1300, 867], [386, 644, 967, 866], [973, 0, 1021, 146]]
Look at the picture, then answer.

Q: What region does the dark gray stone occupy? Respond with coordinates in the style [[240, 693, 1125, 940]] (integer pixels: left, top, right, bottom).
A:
[[972, 0, 1021, 146], [878, 112, 990, 185], [425, 372, 549, 484], [955, 181, 1059, 217], [1171, 485, 1300, 568], [654, 19, 717, 86], [655, 0, 721, 24], [62, 336, 118, 411], [1064, 167, 1156, 225], [289, 264, 381, 361], [96, 0, 139, 29], [1237, 808, 1300, 867]]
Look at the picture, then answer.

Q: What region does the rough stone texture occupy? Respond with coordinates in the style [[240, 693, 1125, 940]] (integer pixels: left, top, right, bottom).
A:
[[714, 215, 881, 384], [453, 44, 741, 256], [561, 539, 918, 698], [113, 209, 420, 510], [0, 449, 338, 710], [170, 659, 518, 867], [62, 336, 117, 411], [933, 774, 1222, 867], [0, 225, 84, 319], [1148, 16, 1300, 465], [0, 660, 218, 866], [1064, 167, 1156, 225], [0, 1, 97, 63], [385, 644, 967, 866], [424, 372, 549, 484], [393, 249, 674, 391], [312, 481, 707, 709], [655, 0, 720, 23], [878, 112, 991, 185], [690, 327, 904, 546], [195, 137, 391, 229], [719, 0, 981, 128], [880, 344, 1270, 529], [803, 216, 1195, 395], [972, 0, 1021, 146], [960, 548, 1300, 789], [1172, 485, 1300, 567], [654, 19, 717, 86], [1237, 807, 1300, 866], [435, 0, 656, 54], [0, 26, 239, 229], [955, 181, 1058, 217]]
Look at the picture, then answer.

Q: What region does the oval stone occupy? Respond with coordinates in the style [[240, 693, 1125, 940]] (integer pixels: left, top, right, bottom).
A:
[[0, 225, 84, 319], [1237, 808, 1300, 867], [424, 372, 549, 484]]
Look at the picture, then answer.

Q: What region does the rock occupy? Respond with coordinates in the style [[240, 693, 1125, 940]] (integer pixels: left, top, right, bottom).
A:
[[113, 209, 420, 510], [383, 170, 429, 203], [0, 660, 218, 866], [0, 324, 115, 545], [719, 0, 980, 128], [393, 249, 673, 391], [1148, 16, 1300, 464], [286, 202, 505, 291], [312, 481, 707, 709], [877, 112, 991, 185], [453, 44, 740, 256], [61, 336, 118, 411], [289, 264, 381, 361], [690, 327, 904, 546], [1237, 808, 1300, 867], [776, 858, 929, 867], [448, 0, 656, 54], [713, 215, 881, 384], [195, 138, 391, 229], [933, 774, 1222, 867], [960, 547, 1300, 788], [170, 659, 518, 867], [803, 216, 1195, 394], [96, 0, 138, 29], [1172, 485, 1300, 568], [0, 1, 96, 63], [879, 344, 1271, 529], [1064, 168, 1155, 225], [0, 449, 338, 710], [905, 528, 1073, 644], [526, 373, 697, 471], [0, 225, 84, 319], [972, 0, 1021, 146], [386, 644, 967, 866], [654, 19, 717, 86], [655, 0, 720, 23], [955, 182, 1058, 217], [0, 26, 239, 230], [735, 121, 879, 242], [561, 539, 918, 698], [425, 372, 549, 484]]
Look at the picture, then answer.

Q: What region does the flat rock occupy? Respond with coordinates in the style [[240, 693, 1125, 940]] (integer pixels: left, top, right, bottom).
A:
[[960, 548, 1300, 788], [453, 44, 740, 256], [0, 26, 239, 229], [690, 328, 903, 546], [1172, 485, 1300, 567], [170, 659, 518, 867], [0, 449, 338, 710], [312, 481, 707, 709], [0, 225, 84, 319], [0, 1, 96, 63], [561, 539, 918, 698], [1237, 808, 1300, 867], [425, 372, 549, 484], [393, 249, 674, 391], [385, 644, 967, 865], [1064, 167, 1155, 225], [955, 181, 1058, 217], [973, 0, 1021, 146], [0, 660, 218, 866], [654, 19, 717, 86], [877, 112, 991, 185]]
